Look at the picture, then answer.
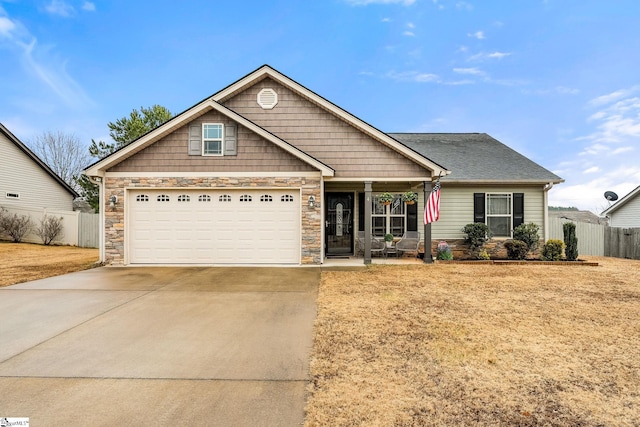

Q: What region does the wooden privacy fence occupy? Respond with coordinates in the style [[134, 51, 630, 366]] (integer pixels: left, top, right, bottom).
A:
[[1, 205, 99, 248], [604, 227, 640, 260], [548, 217, 640, 260]]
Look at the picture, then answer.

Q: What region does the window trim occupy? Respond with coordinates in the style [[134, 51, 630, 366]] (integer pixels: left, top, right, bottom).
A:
[[485, 192, 513, 238], [202, 123, 224, 156], [371, 193, 406, 238], [5, 192, 20, 200]]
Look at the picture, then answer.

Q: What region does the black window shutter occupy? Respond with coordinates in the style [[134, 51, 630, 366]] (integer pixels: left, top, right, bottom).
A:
[[407, 197, 418, 231], [513, 193, 524, 228], [474, 193, 485, 223], [358, 193, 365, 232]]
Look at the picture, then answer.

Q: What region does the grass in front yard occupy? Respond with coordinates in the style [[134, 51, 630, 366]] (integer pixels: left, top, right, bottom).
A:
[[306, 257, 640, 426], [0, 242, 99, 287]]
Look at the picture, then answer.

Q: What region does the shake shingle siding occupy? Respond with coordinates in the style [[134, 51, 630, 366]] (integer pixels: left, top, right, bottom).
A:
[[224, 78, 431, 179]]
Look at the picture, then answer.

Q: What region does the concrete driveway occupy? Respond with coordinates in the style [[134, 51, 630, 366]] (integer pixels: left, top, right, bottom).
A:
[[0, 267, 319, 426]]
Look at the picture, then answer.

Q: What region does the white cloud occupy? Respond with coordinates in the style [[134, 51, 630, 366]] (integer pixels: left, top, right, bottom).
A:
[[612, 146, 634, 155], [522, 86, 580, 96], [588, 86, 640, 107], [406, 22, 415, 29], [0, 8, 93, 108], [580, 95, 640, 145], [468, 31, 485, 40], [82, 2, 96, 12], [548, 167, 640, 213], [487, 51, 510, 59], [0, 16, 16, 37], [583, 166, 600, 174], [468, 51, 511, 61], [381, 17, 391, 22], [453, 67, 484, 76], [403, 31, 415, 37], [386, 70, 440, 83], [456, 1, 473, 11], [44, 0, 75, 17], [443, 79, 475, 85], [343, 0, 416, 5]]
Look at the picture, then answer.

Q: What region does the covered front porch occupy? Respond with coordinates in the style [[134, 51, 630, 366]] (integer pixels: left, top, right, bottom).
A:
[[322, 180, 436, 265]]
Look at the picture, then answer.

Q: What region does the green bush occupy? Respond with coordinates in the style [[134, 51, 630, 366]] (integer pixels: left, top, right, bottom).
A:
[[513, 222, 540, 254], [542, 239, 565, 261], [504, 239, 528, 260], [462, 222, 491, 249], [563, 222, 579, 261]]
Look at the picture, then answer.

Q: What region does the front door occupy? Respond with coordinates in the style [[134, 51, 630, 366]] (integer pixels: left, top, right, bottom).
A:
[[325, 192, 354, 255]]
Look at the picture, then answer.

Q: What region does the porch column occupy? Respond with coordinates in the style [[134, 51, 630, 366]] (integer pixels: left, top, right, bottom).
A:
[[423, 180, 433, 264], [364, 181, 372, 264]]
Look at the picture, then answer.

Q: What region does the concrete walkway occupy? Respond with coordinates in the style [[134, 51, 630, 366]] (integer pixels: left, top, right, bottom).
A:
[[0, 267, 319, 426]]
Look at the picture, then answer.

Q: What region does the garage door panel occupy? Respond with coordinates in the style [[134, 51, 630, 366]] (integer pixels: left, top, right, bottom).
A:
[[129, 189, 300, 264]]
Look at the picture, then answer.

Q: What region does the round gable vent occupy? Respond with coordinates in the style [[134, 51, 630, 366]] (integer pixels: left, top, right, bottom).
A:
[[257, 88, 278, 109]]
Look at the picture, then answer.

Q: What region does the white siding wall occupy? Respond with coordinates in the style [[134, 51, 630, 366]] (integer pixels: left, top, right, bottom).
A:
[[0, 133, 74, 211], [431, 186, 546, 240], [609, 195, 640, 228]]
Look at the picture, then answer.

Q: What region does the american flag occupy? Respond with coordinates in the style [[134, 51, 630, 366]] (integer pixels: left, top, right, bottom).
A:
[[424, 178, 441, 224]]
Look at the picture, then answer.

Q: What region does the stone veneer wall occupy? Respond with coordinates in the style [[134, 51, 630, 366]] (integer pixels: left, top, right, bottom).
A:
[[103, 176, 322, 265], [421, 239, 543, 260]]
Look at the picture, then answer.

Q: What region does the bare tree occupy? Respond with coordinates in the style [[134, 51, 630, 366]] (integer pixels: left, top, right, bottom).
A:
[[29, 131, 91, 194]]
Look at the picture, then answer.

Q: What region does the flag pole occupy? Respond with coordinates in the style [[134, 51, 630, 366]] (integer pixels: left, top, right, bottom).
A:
[[423, 180, 433, 264]]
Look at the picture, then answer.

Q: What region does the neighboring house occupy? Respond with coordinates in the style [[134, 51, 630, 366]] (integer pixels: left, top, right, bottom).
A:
[[84, 65, 563, 266], [548, 209, 607, 225], [601, 185, 640, 227], [0, 123, 78, 211]]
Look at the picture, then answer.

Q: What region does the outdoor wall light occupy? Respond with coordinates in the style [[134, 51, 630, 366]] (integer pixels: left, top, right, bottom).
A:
[[308, 195, 316, 208], [109, 195, 117, 210]]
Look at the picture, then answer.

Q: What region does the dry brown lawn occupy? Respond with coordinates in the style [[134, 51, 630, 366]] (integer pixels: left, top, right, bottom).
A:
[[306, 257, 640, 426], [0, 241, 99, 287]]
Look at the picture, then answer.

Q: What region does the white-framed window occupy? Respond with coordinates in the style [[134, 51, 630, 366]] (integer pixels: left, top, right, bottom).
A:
[[136, 194, 149, 202], [260, 195, 273, 202], [178, 194, 190, 202], [371, 194, 406, 238], [486, 193, 512, 237], [157, 194, 170, 202], [240, 194, 252, 202], [281, 194, 294, 202], [5, 192, 20, 200], [219, 195, 232, 202], [202, 123, 223, 156], [198, 195, 211, 202]]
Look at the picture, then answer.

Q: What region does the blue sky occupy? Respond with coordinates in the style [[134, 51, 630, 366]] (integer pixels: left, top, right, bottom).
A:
[[1, 0, 639, 213]]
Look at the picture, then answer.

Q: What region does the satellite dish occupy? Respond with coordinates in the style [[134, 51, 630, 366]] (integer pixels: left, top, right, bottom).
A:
[[604, 191, 619, 201]]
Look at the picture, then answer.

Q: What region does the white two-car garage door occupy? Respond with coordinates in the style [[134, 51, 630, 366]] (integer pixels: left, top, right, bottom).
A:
[[128, 189, 300, 264]]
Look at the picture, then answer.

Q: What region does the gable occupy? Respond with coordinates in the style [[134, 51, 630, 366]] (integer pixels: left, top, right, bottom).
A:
[[86, 99, 333, 178], [108, 110, 317, 173], [223, 77, 434, 179], [0, 125, 77, 210]]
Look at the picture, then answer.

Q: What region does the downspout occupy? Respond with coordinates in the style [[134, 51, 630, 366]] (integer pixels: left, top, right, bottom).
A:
[[89, 175, 105, 264], [543, 182, 554, 241]]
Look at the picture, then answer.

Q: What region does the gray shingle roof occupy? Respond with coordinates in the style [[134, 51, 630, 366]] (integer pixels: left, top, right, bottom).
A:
[[389, 133, 563, 184]]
